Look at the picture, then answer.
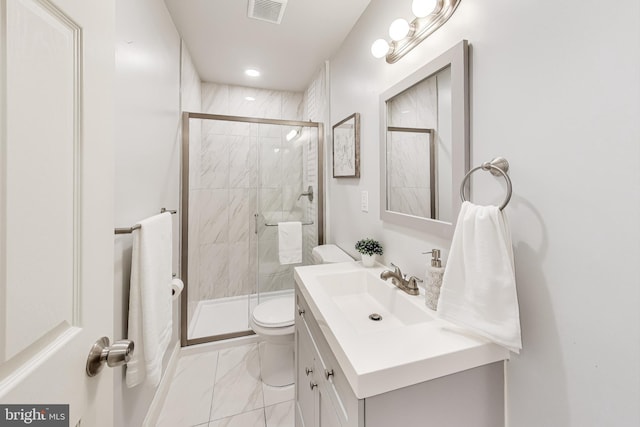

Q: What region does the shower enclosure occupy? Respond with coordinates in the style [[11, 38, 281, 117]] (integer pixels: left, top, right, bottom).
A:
[[180, 112, 323, 346]]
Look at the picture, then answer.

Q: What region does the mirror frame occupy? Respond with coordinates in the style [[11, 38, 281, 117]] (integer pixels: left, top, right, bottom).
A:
[[379, 40, 469, 239], [332, 112, 361, 178]]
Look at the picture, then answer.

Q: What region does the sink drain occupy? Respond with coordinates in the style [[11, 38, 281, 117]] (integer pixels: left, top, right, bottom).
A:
[[369, 313, 382, 321]]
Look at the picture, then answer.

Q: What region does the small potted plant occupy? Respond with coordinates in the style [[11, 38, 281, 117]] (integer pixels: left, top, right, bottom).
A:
[[355, 238, 383, 267]]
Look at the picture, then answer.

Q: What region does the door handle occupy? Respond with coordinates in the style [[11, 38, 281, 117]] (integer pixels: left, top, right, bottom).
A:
[[86, 337, 134, 377]]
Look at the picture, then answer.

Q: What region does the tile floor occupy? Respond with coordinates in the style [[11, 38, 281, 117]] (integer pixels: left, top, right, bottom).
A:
[[157, 342, 294, 427]]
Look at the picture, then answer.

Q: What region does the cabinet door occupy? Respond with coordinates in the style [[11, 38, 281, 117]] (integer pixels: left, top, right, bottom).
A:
[[296, 325, 316, 427], [318, 386, 343, 427]]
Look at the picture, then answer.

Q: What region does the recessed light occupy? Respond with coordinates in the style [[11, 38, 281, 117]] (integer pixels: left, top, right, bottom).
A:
[[245, 96, 256, 101], [245, 68, 261, 77]]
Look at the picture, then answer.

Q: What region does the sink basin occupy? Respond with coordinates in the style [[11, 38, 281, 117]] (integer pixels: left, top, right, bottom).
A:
[[316, 270, 433, 332], [294, 262, 510, 399]]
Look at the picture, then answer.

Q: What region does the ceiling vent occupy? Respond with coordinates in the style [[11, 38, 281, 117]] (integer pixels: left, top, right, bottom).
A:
[[247, 0, 288, 24]]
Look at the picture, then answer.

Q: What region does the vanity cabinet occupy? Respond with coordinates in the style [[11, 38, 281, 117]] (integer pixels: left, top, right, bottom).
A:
[[295, 289, 362, 427], [295, 285, 505, 427], [295, 327, 342, 427]]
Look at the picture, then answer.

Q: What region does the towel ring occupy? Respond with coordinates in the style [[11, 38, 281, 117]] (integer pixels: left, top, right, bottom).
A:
[[460, 157, 512, 210]]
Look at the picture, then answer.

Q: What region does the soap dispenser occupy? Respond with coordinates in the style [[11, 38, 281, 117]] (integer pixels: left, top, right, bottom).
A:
[[424, 249, 444, 310]]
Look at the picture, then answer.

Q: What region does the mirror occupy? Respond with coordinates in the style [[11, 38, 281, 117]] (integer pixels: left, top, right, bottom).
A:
[[380, 40, 469, 238]]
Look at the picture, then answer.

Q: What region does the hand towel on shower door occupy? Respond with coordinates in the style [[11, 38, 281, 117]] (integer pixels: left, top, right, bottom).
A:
[[126, 212, 173, 388], [278, 221, 302, 265]]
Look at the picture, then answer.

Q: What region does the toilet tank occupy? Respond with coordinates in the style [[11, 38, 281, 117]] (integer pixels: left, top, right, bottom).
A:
[[311, 244, 353, 264]]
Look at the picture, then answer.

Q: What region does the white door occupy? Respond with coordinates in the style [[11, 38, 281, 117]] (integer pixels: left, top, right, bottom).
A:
[[0, 0, 115, 425]]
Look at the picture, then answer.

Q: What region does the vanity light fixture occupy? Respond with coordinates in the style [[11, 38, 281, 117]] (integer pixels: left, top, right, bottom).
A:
[[371, 0, 462, 64]]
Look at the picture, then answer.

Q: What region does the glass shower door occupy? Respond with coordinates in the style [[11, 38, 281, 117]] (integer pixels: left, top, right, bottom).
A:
[[254, 123, 319, 307], [181, 113, 322, 346], [184, 115, 257, 343]]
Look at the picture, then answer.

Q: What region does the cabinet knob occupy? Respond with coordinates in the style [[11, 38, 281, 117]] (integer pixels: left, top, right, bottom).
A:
[[324, 369, 334, 380], [310, 381, 318, 390], [305, 367, 313, 376], [298, 308, 305, 316]]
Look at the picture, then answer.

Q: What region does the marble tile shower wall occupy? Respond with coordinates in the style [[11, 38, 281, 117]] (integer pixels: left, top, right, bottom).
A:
[[388, 131, 432, 217], [300, 131, 317, 267], [387, 76, 437, 217], [188, 83, 311, 322], [301, 68, 325, 262], [186, 118, 203, 327]]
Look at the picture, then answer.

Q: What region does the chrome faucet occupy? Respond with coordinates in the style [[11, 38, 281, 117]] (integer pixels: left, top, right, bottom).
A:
[[380, 263, 423, 296]]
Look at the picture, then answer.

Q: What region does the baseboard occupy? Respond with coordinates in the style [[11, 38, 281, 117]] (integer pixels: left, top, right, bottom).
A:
[[142, 341, 181, 427]]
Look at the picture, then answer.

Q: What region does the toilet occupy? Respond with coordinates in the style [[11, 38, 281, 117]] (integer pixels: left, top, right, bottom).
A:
[[310, 244, 354, 265], [250, 244, 352, 387]]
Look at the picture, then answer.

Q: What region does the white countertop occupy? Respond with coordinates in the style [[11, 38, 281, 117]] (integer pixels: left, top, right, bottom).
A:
[[294, 261, 510, 399]]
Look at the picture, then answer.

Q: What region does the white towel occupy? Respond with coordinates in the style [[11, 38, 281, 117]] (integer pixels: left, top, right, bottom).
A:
[[278, 221, 302, 265], [437, 202, 522, 353], [126, 212, 173, 388]]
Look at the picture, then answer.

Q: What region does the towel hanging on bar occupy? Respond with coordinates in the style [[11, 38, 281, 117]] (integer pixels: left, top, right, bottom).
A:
[[115, 208, 177, 234]]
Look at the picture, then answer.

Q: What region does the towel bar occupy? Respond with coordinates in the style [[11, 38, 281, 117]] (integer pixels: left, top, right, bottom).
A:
[[265, 221, 314, 227], [459, 157, 512, 210], [115, 224, 142, 235], [114, 208, 177, 234]]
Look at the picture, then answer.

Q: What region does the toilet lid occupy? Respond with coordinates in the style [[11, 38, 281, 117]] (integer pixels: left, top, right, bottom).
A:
[[312, 244, 353, 264], [252, 296, 295, 328]]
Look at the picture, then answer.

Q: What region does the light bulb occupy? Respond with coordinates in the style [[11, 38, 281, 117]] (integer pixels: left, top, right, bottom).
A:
[[388, 18, 410, 41], [412, 0, 438, 18], [371, 39, 390, 59]]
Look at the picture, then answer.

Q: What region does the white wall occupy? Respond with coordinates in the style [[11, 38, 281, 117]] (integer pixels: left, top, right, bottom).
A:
[[113, 0, 190, 425], [328, 0, 640, 426], [181, 41, 202, 116]]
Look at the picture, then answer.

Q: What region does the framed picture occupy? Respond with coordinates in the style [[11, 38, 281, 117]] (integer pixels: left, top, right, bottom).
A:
[[332, 113, 360, 178]]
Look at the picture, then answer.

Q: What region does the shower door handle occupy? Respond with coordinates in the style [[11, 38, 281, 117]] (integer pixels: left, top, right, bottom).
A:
[[254, 213, 258, 235]]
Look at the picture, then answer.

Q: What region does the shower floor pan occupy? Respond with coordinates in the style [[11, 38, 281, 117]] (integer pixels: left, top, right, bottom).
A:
[[188, 289, 294, 340]]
